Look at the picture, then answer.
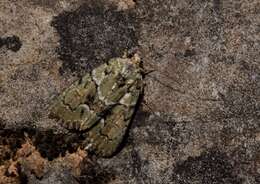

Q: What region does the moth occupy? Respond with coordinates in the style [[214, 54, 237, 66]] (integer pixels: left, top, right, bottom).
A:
[[49, 54, 143, 157]]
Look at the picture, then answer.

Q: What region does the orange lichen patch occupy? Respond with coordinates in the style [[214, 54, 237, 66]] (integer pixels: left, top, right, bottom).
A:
[[15, 140, 47, 178], [0, 163, 20, 184], [7, 161, 19, 177], [0, 140, 47, 181], [19, 151, 46, 178], [0, 137, 89, 183], [55, 148, 87, 176], [15, 140, 35, 158]]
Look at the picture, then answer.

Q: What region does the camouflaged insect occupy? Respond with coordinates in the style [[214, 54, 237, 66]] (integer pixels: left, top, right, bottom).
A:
[[49, 54, 143, 157]]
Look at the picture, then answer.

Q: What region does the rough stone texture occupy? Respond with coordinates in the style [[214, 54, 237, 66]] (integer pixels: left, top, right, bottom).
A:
[[0, 0, 259, 183]]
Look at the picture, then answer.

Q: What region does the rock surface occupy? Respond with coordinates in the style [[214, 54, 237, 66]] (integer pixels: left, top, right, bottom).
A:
[[0, 0, 259, 183]]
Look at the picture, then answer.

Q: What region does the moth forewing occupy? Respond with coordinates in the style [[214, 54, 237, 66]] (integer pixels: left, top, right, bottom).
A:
[[49, 55, 143, 157]]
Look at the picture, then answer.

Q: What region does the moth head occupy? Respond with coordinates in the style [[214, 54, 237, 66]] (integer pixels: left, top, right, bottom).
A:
[[129, 53, 141, 68], [122, 51, 141, 68], [120, 55, 142, 79]]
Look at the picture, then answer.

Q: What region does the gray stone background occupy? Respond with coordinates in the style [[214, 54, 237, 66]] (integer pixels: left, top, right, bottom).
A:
[[0, 0, 259, 183]]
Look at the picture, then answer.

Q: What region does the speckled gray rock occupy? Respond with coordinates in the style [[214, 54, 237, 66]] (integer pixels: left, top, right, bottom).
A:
[[0, 0, 259, 183], [29, 169, 79, 184]]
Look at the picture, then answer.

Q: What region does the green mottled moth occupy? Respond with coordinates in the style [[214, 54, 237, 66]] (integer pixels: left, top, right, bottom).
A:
[[49, 54, 143, 157]]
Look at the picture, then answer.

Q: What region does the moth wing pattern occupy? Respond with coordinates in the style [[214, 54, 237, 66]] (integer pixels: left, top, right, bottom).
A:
[[49, 54, 143, 157], [49, 73, 100, 131], [84, 72, 143, 157]]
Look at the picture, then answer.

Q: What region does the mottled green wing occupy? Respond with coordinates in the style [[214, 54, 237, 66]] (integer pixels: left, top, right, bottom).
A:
[[83, 86, 142, 157], [49, 73, 101, 131], [49, 55, 143, 157]]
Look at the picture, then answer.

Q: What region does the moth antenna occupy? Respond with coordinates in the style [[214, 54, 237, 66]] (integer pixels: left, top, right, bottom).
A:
[[142, 100, 164, 121], [143, 62, 181, 83], [144, 69, 220, 102], [146, 75, 185, 94], [142, 61, 189, 98], [141, 68, 155, 77]]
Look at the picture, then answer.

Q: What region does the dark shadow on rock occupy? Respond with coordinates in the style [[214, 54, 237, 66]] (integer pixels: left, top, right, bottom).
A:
[[0, 127, 82, 161], [173, 149, 243, 184], [78, 158, 115, 184], [0, 35, 22, 52], [51, 0, 138, 76], [33, 130, 83, 160]]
